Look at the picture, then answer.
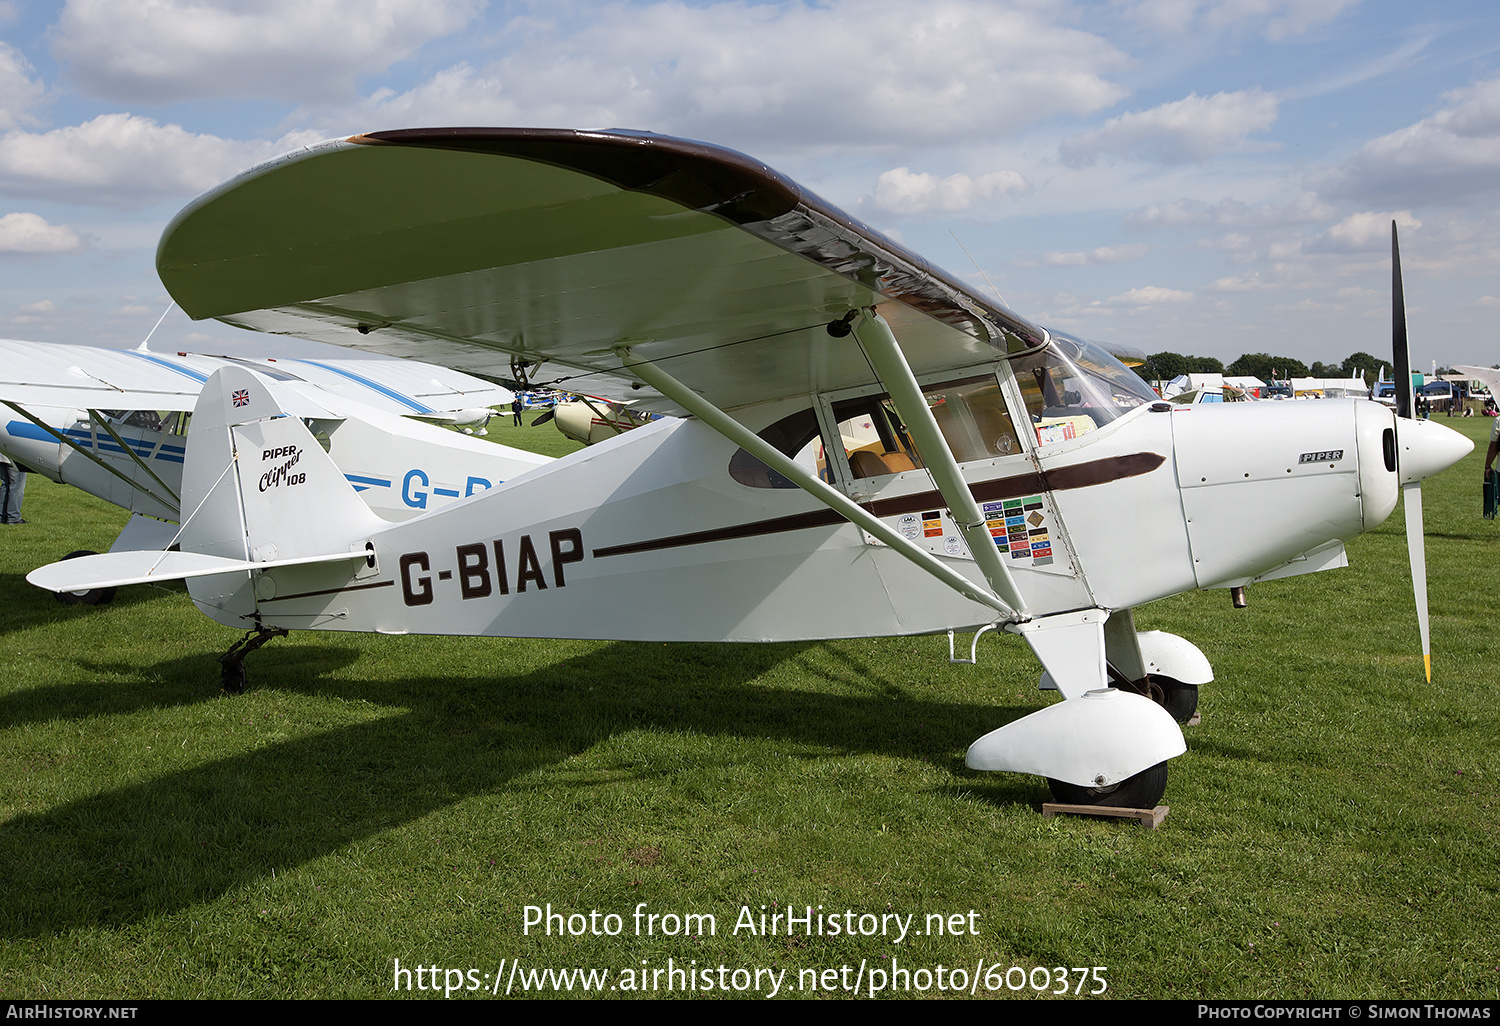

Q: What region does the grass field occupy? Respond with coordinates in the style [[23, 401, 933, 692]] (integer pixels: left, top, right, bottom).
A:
[[1, 412, 1497, 1000]]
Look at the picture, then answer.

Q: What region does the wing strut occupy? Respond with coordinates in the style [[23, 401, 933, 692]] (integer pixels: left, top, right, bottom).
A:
[[2, 401, 181, 515], [849, 309, 1028, 615], [87, 409, 182, 507], [615, 346, 1019, 620]]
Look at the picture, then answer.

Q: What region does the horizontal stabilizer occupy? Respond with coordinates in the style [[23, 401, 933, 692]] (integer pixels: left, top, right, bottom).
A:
[[28, 547, 369, 594]]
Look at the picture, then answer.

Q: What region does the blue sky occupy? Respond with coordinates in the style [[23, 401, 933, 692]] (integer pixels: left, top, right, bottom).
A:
[[0, 0, 1497, 371]]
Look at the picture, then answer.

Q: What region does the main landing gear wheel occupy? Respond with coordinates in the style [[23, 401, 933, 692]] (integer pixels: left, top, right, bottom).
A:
[[52, 550, 116, 607], [1112, 675, 1199, 725], [1159, 680, 1199, 724], [1047, 761, 1169, 809]]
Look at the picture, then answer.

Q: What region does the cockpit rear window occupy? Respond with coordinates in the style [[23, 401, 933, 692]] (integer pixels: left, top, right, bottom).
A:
[[729, 373, 1022, 488]]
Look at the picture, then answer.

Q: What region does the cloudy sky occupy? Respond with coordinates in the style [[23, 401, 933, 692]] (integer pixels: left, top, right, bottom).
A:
[[0, 0, 1497, 371]]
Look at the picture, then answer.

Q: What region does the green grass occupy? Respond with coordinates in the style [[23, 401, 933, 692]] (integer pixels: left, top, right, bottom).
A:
[[482, 410, 588, 459], [1, 415, 1497, 999]]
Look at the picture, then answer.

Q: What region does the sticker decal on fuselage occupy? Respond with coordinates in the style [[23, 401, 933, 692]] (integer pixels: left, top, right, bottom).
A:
[[984, 496, 1054, 567]]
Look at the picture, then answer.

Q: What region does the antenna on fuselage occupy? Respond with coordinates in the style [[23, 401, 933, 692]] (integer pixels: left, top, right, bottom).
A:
[[950, 230, 1008, 308], [137, 301, 177, 352]]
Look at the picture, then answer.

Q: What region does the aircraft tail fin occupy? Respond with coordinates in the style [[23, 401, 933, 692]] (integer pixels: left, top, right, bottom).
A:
[[30, 367, 384, 605], [179, 365, 385, 563]]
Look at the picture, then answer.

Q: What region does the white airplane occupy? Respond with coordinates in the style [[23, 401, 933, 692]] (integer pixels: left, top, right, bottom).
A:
[[1, 340, 552, 602], [27, 128, 1472, 809], [544, 395, 662, 446], [1451, 366, 1500, 407]]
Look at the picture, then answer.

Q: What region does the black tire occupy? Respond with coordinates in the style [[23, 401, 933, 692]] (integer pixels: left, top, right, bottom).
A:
[[1111, 675, 1199, 724], [52, 550, 116, 607], [1159, 680, 1199, 724], [1047, 761, 1168, 809], [220, 659, 247, 695]]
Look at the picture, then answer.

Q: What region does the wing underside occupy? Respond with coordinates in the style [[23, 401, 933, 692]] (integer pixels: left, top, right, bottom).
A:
[[157, 128, 1047, 411]]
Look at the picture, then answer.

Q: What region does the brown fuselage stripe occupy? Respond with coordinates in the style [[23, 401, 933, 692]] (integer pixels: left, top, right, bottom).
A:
[[592, 452, 1164, 559]]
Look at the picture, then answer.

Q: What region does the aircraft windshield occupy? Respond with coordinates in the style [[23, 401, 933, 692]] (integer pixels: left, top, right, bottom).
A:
[[1013, 334, 1157, 445]]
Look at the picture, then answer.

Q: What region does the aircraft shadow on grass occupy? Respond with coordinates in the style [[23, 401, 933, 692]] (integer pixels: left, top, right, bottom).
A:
[[0, 638, 1040, 938], [0, 571, 179, 636], [0, 643, 364, 728]]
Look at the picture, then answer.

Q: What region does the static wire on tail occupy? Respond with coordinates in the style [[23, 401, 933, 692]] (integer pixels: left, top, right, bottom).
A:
[[1393, 221, 1432, 683]]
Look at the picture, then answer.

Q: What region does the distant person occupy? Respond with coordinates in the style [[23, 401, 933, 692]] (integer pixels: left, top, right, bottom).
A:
[[1487, 417, 1500, 520], [512, 396, 523, 426], [1486, 417, 1499, 480], [0, 452, 24, 524]]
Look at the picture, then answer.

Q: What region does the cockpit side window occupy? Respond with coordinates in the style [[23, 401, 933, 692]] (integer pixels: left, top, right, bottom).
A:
[[924, 375, 1020, 462], [1013, 335, 1156, 446], [728, 397, 921, 488], [729, 372, 1024, 489], [727, 407, 821, 488], [829, 395, 922, 480]]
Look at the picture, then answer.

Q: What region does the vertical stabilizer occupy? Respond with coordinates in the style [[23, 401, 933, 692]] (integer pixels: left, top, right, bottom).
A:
[[180, 367, 386, 624]]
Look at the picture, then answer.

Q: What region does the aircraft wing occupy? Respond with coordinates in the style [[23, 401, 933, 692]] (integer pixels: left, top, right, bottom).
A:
[[157, 128, 1048, 411], [1453, 366, 1500, 399], [0, 339, 338, 417], [0, 339, 510, 420]]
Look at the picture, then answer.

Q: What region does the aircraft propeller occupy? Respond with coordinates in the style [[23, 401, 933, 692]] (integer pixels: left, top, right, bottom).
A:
[[1389, 221, 1469, 683], [1393, 223, 1431, 681]]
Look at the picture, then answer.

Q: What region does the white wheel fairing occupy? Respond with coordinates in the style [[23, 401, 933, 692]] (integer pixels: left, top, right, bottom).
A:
[[965, 688, 1186, 788], [1135, 630, 1213, 686]]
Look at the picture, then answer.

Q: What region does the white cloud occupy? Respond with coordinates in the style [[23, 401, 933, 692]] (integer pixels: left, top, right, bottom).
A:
[[1312, 76, 1500, 207], [51, 0, 483, 103], [19, 299, 57, 313], [1210, 266, 1333, 291], [1040, 243, 1149, 266], [0, 212, 83, 254], [336, 1, 1129, 150], [1111, 285, 1193, 304], [0, 42, 41, 130], [872, 167, 1028, 215], [1062, 89, 1279, 166], [1124, 0, 1359, 41], [1125, 192, 1333, 230], [1306, 210, 1420, 253], [0, 114, 323, 208]]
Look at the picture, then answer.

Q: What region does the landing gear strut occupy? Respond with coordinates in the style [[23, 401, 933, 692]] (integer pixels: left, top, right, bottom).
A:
[[219, 626, 288, 694]]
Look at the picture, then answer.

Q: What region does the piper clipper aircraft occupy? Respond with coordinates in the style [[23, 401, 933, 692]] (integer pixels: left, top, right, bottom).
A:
[[546, 395, 659, 446], [28, 129, 1472, 809], [1, 340, 551, 599]]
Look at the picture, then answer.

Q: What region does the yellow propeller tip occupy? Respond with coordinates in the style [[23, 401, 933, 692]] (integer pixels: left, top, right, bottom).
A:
[[1424, 653, 1431, 683]]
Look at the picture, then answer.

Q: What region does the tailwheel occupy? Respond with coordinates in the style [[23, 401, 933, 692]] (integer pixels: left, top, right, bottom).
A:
[[53, 550, 116, 607], [218, 626, 288, 694], [1047, 761, 1168, 809]]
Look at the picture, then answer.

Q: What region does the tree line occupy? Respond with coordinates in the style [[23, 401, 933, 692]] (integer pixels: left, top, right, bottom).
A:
[[1139, 351, 1385, 386]]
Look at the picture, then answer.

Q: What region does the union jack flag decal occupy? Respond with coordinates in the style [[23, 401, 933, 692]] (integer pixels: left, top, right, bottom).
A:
[[231, 389, 250, 408]]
